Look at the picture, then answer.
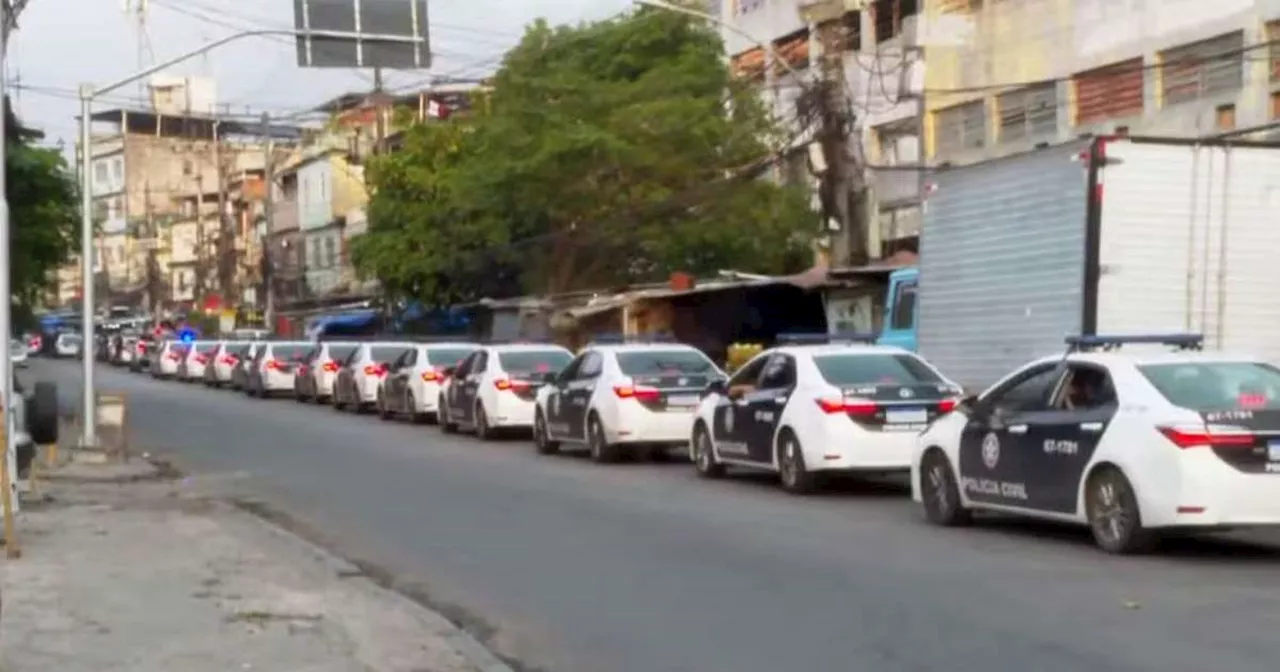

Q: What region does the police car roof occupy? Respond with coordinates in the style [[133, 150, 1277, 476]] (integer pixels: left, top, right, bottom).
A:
[[590, 342, 700, 352], [773, 343, 911, 358], [1055, 350, 1267, 367], [484, 342, 569, 351]]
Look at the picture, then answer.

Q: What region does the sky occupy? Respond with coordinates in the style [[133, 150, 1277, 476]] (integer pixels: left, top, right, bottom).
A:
[[7, 0, 632, 147]]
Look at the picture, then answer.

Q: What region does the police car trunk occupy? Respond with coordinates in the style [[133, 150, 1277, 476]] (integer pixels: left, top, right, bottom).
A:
[[917, 136, 1280, 393]]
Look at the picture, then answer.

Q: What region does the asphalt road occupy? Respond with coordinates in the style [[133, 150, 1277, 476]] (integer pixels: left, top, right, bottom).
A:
[[29, 358, 1280, 672]]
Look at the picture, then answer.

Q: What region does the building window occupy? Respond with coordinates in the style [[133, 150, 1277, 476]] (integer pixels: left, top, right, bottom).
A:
[[772, 28, 810, 76], [1215, 104, 1235, 131], [1073, 59, 1144, 126], [112, 157, 124, 183], [933, 100, 985, 156], [182, 159, 194, 176], [730, 47, 766, 82], [873, 0, 918, 45], [734, 0, 763, 14], [997, 83, 1057, 143], [1159, 32, 1243, 107], [93, 161, 108, 185], [1268, 21, 1280, 82], [1272, 91, 1280, 120], [324, 237, 337, 268]]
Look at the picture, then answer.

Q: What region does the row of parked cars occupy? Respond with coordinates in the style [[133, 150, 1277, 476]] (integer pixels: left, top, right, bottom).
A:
[[116, 331, 1280, 555]]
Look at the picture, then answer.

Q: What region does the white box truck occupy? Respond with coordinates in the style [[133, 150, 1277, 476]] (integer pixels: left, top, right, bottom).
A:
[[877, 136, 1280, 391]]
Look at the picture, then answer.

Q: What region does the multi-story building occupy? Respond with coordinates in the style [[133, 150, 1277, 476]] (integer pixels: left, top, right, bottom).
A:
[[719, 0, 925, 262], [281, 140, 367, 297], [923, 0, 1280, 165]]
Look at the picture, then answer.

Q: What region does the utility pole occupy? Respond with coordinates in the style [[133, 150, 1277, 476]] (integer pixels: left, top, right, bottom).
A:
[[212, 119, 232, 305], [261, 112, 276, 332], [812, 14, 861, 267], [194, 173, 205, 308]]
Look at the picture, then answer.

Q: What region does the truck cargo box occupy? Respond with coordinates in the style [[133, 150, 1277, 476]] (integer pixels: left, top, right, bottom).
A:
[[912, 137, 1280, 391]]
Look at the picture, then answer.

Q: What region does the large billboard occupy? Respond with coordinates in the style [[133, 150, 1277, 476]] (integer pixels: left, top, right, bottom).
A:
[[293, 0, 430, 69]]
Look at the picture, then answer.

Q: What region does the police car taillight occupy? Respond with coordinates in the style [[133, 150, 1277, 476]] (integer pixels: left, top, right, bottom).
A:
[[938, 398, 958, 413], [816, 398, 878, 415], [1158, 424, 1254, 449], [614, 383, 660, 401]]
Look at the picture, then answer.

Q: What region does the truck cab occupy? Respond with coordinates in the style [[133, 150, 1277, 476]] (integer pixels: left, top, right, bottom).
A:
[[876, 267, 918, 352]]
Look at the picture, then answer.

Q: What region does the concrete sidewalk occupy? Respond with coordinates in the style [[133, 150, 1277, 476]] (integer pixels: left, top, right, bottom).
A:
[[0, 461, 510, 672]]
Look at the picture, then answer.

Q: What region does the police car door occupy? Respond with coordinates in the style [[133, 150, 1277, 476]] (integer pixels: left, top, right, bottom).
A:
[[745, 353, 795, 463], [447, 352, 477, 417], [566, 352, 603, 439], [458, 350, 488, 424], [1020, 363, 1119, 514], [544, 354, 584, 438], [713, 355, 769, 459], [957, 363, 1064, 507]]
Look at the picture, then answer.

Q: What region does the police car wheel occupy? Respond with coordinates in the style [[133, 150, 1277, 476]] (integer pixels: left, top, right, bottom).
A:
[[588, 414, 621, 463], [920, 450, 971, 526], [776, 431, 816, 494], [475, 403, 494, 440], [534, 411, 560, 455], [1086, 467, 1156, 555], [377, 391, 393, 420], [407, 392, 426, 424], [440, 397, 458, 433], [691, 424, 724, 478]]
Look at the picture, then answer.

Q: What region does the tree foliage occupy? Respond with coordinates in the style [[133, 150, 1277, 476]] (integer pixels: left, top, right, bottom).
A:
[[6, 99, 79, 307], [352, 8, 814, 305]]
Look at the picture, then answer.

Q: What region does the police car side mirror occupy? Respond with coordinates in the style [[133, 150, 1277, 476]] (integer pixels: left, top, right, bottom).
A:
[[958, 394, 983, 415], [704, 379, 726, 397]]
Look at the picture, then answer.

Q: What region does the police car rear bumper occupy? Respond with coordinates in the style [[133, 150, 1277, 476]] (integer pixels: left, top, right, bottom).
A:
[[1151, 451, 1280, 527], [608, 404, 697, 444], [811, 419, 915, 472], [491, 396, 536, 428]]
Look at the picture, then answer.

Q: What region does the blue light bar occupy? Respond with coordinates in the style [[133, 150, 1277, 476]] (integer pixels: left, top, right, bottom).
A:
[[776, 332, 878, 345], [1065, 333, 1204, 352]]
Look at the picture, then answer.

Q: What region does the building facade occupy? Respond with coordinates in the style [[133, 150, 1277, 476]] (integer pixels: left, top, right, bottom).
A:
[[923, 0, 1280, 164]]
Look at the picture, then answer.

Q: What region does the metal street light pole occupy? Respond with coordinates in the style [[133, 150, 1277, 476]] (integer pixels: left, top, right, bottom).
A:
[[0, 1, 15, 505], [76, 27, 423, 448]]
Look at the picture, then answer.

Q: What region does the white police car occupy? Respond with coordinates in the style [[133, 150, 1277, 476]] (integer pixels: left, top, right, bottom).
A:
[[689, 335, 960, 493], [438, 343, 574, 440], [532, 338, 725, 462], [912, 334, 1280, 554]]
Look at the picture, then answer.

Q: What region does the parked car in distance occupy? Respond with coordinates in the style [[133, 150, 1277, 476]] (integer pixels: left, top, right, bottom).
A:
[[54, 332, 83, 358], [377, 342, 478, 423], [438, 343, 574, 439], [331, 342, 416, 413], [179, 341, 220, 382], [150, 340, 188, 378], [230, 341, 266, 391], [204, 341, 249, 387], [294, 341, 360, 404], [243, 341, 312, 398]]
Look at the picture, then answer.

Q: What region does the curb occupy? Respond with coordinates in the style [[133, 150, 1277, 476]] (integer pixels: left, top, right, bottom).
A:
[[226, 498, 517, 672]]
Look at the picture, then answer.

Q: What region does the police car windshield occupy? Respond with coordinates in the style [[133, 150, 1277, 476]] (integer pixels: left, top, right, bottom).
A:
[[499, 350, 572, 373], [1139, 362, 1280, 411], [617, 350, 714, 375], [813, 353, 942, 385]]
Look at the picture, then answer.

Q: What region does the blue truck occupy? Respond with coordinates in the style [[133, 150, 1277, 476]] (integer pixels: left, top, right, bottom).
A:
[[875, 136, 1280, 392]]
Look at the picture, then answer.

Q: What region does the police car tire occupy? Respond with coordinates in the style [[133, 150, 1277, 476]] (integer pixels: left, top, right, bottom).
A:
[[407, 392, 427, 424], [920, 450, 971, 526], [588, 414, 621, 463], [691, 424, 724, 478], [776, 430, 816, 494], [377, 391, 393, 420], [475, 403, 495, 440], [1085, 467, 1157, 555], [534, 411, 559, 455], [440, 397, 458, 433]]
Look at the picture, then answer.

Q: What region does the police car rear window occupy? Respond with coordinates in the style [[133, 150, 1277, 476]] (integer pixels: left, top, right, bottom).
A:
[[271, 345, 311, 360], [617, 350, 715, 375], [326, 345, 357, 362], [195, 343, 219, 353], [499, 350, 572, 373], [812, 354, 942, 385], [371, 346, 410, 362], [426, 348, 475, 366], [1139, 362, 1280, 411]]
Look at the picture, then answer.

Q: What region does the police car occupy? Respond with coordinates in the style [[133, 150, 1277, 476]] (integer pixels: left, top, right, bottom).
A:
[[532, 338, 725, 462], [438, 343, 573, 440], [690, 335, 960, 493], [912, 334, 1280, 554]]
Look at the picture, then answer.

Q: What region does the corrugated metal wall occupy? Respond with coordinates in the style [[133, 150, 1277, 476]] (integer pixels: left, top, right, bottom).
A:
[[1074, 58, 1144, 126], [918, 140, 1091, 391]]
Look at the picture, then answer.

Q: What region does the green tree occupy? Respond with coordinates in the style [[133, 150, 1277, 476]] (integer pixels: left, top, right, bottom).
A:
[[6, 99, 79, 309], [353, 7, 814, 305]]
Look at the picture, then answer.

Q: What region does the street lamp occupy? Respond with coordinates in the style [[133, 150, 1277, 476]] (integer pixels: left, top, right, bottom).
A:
[[75, 27, 423, 448]]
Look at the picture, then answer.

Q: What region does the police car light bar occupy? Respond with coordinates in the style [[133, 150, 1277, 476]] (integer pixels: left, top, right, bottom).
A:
[[587, 333, 677, 345], [776, 332, 878, 345], [1065, 333, 1204, 352]]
